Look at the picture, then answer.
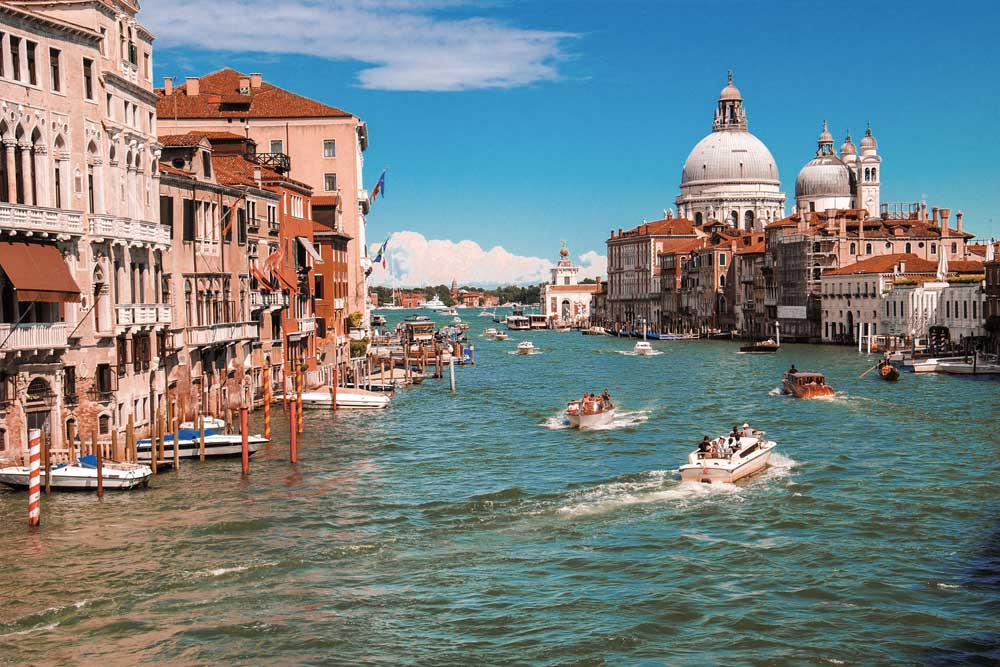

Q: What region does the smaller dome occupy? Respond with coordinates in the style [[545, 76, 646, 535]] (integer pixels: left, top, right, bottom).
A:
[[720, 70, 742, 101], [860, 125, 878, 152], [818, 119, 834, 145], [840, 131, 856, 157], [795, 154, 853, 199]]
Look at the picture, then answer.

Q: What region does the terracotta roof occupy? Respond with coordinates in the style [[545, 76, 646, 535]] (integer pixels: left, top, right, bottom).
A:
[[656, 238, 705, 255], [735, 239, 766, 255], [212, 155, 312, 192], [949, 260, 985, 273], [769, 211, 975, 239], [823, 254, 936, 276], [157, 68, 354, 120], [158, 162, 194, 178], [614, 217, 698, 239], [312, 195, 341, 207]]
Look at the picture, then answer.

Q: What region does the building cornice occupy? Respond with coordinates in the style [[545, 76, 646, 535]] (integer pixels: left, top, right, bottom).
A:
[[104, 71, 160, 105]]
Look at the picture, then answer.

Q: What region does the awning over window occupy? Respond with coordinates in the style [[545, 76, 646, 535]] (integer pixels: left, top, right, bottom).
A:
[[0, 241, 81, 303], [296, 236, 323, 264]]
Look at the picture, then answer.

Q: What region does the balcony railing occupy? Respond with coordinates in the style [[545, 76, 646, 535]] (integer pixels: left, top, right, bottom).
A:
[[186, 321, 259, 346], [89, 215, 171, 245], [333, 298, 345, 310], [115, 304, 173, 327], [197, 238, 220, 256], [299, 317, 316, 334], [0, 202, 84, 236], [244, 151, 291, 174], [250, 291, 289, 310], [0, 322, 70, 352]]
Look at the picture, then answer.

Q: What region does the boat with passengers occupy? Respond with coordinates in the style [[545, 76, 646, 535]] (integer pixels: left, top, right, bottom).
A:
[[565, 391, 615, 429], [679, 424, 777, 485], [781, 369, 835, 398]]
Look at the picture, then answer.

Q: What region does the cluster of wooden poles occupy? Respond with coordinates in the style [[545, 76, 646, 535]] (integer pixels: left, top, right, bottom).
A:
[[26, 363, 317, 527]]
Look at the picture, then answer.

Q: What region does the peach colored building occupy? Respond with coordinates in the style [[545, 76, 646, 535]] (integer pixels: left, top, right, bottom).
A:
[[155, 69, 369, 364], [0, 0, 166, 463]]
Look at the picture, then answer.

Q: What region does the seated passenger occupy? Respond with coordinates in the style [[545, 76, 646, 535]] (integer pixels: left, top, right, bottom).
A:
[[697, 436, 711, 458]]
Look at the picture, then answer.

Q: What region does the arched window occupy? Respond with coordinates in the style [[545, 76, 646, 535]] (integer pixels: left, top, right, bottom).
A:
[[812, 266, 821, 280], [850, 242, 856, 255], [99, 414, 110, 435], [864, 168, 870, 181], [871, 168, 876, 181], [951, 242, 957, 254], [729, 210, 738, 227], [695, 212, 703, 225], [865, 243, 872, 255], [744, 210, 754, 230], [719, 275, 726, 288], [905, 242, 911, 253], [184, 279, 193, 324], [930, 244, 937, 255]]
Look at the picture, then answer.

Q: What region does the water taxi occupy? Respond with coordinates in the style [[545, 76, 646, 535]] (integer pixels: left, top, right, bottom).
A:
[[901, 354, 966, 373], [506, 315, 530, 331], [516, 341, 535, 355], [528, 314, 549, 330], [0, 456, 152, 491], [782, 370, 835, 398], [679, 426, 777, 485], [484, 327, 498, 338], [634, 341, 654, 355], [494, 332, 509, 341], [565, 394, 615, 429], [441, 307, 458, 317], [935, 354, 1000, 375], [740, 339, 779, 354]]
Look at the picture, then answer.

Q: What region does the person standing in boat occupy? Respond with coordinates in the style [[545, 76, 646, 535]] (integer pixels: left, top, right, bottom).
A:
[[698, 436, 711, 459]]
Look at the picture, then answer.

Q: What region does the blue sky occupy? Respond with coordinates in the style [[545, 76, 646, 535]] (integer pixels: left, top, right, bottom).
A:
[[148, 0, 1000, 285]]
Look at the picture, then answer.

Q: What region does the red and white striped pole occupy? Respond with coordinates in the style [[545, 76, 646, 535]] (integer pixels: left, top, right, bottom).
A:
[[27, 428, 41, 527]]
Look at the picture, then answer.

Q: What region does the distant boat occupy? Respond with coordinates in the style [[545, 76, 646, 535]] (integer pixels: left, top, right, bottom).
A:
[[782, 371, 835, 398], [280, 387, 391, 409], [478, 310, 492, 317], [634, 341, 654, 355], [740, 338, 779, 354], [516, 341, 535, 355], [136, 428, 268, 460], [565, 394, 615, 429], [878, 361, 900, 382], [419, 296, 448, 311], [441, 307, 458, 316], [582, 326, 606, 336], [484, 327, 498, 337], [494, 332, 509, 341]]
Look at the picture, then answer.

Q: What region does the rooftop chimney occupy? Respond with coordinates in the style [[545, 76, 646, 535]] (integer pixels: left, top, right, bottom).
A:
[[250, 73, 263, 89], [956, 211, 964, 233], [940, 208, 951, 232], [163, 76, 173, 95], [931, 206, 939, 225], [186, 77, 200, 96], [921, 202, 928, 222], [239, 76, 251, 95], [898, 260, 906, 274]]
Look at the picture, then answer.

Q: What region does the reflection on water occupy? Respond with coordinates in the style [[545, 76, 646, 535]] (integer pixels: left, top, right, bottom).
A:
[[1, 313, 997, 666]]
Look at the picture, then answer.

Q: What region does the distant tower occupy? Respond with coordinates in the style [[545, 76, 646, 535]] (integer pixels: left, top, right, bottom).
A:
[[450, 277, 458, 299], [550, 241, 579, 287], [857, 124, 881, 216]]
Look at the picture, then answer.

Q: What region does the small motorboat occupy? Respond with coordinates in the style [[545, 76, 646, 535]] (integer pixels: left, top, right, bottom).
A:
[[634, 341, 654, 356], [935, 354, 1000, 375], [878, 361, 900, 382], [679, 427, 777, 485], [0, 455, 152, 491], [740, 339, 779, 354], [441, 308, 458, 317], [179, 416, 225, 431], [565, 394, 616, 429], [136, 428, 268, 461], [282, 387, 391, 409], [782, 371, 835, 398], [582, 326, 606, 336], [484, 327, 498, 338], [516, 341, 535, 355], [903, 355, 967, 373], [479, 310, 492, 317], [494, 332, 509, 341]]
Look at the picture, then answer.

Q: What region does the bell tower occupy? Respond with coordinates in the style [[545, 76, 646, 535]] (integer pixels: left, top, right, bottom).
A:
[[857, 124, 881, 216]]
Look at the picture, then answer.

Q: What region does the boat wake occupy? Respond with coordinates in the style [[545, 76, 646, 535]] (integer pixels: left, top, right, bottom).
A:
[[617, 350, 664, 356], [539, 409, 651, 431], [506, 350, 543, 356], [768, 386, 787, 396]]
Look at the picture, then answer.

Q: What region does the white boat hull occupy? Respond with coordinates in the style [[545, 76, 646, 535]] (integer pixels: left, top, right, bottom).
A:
[[0, 465, 152, 490], [566, 407, 616, 429], [679, 438, 776, 485], [136, 434, 267, 461], [281, 388, 391, 409], [935, 361, 1000, 375]]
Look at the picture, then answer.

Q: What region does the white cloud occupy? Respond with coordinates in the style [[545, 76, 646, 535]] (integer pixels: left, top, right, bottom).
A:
[[370, 231, 606, 287], [144, 1, 577, 92]]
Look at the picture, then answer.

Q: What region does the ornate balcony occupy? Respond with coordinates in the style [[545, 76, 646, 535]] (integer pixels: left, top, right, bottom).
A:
[[250, 291, 289, 311], [186, 321, 259, 347], [0, 202, 84, 238], [89, 215, 171, 246], [0, 322, 69, 353], [299, 317, 316, 334], [115, 304, 172, 328], [196, 238, 220, 256], [244, 151, 290, 174]]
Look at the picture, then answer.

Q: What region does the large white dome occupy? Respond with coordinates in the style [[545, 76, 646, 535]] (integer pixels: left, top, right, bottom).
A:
[[681, 130, 780, 187]]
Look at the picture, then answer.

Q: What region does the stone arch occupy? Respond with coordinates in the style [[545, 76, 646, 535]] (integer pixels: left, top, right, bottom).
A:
[[695, 212, 703, 225], [729, 210, 738, 227], [744, 210, 755, 230]]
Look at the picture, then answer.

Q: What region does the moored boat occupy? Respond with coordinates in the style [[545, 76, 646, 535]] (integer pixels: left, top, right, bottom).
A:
[[516, 341, 535, 355], [678, 426, 777, 485], [179, 416, 225, 431], [582, 326, 606, 336], [136, 428, 268, 461], [280, 387, 391, 409], [935, 354, 1000, 375], [565, 393, 616, 429], [781, 370, 835, 398], [0, 456, 152, 491], [634, 341, 654, 355]]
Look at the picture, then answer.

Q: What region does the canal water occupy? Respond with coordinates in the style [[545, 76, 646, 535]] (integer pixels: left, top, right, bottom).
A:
[[1, 310, 997, 666]]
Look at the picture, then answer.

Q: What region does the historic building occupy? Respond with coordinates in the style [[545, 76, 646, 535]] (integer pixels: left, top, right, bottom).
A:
[[795, 122, 882, 216], [675, 73, 785, 230], [155, 68, 369, 366], [0, 0, 164, 463], [542, 243, 600, 326]]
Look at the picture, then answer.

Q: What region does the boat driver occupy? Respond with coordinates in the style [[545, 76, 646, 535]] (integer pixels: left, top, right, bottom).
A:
[[697, 436, 711, 459], [788, 364, 798, 374]]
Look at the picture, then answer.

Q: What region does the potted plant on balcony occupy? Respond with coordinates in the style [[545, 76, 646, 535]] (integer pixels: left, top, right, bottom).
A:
[[348, 311, 366, 340]]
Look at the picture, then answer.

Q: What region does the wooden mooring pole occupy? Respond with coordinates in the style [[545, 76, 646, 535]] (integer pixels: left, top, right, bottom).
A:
[[93, 431, 103, 499]]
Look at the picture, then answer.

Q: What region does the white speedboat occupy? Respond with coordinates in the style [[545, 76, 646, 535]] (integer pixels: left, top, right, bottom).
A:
[[679, 429, 777, 485], [478, 310, 492, 317], [441, 308, 458, 317], [419, 296, 448, 311], [283, 387, 391, 409], [634, 341, 654, 355], [517, 341, 535, 355], [179, 416, 225, 431], [565, 396, 616, 429], [903, 355, 966, 373], [582, 326, 606, 336], [484, 327, 498, 338], [935, 355, 1000, 375], [0, 456, 151, 491], [494, 332, 509, 341], [136, 428, 268, 461]]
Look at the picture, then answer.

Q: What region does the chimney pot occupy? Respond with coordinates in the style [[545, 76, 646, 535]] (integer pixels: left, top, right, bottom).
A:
[[921, 202, 928, 221], [186, 77, 200, 96], [940, 208, 951, 232], [250, 73, 263, 89], [163, 76, 173, 95], [931, 206, 939, 225], [956, 211, 964, 232], [239, 76, 251, 94]]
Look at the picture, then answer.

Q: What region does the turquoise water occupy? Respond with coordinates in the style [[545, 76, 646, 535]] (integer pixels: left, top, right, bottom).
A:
[[1, 310, 998, 666]]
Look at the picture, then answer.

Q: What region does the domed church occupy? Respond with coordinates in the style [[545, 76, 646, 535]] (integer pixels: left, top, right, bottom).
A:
[[794, 121, 881, 216], [675, 72, 786, 231]]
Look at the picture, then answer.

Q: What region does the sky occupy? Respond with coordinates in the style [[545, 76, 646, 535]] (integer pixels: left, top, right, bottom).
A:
[[146, 0, 1000, 287]]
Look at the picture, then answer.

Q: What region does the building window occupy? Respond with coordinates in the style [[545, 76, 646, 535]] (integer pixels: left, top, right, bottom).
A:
[[270, 140, 283, 154], [931, 244, 937, 255], [0, 33, 5, 78], [905, 242, 911, 253], [161, 196, 174, 236], [237, 208, 247, 245], [48, 47, 61, 91], [719, 253, 726, 266], [11, 37, 23, 82], [99, 414, 110, 435], [314, 274, 324, 299], [850, 242, 856, 255], [323, 140, 336, 158], [83, 58, 94, 99], [202, 151, 212, 177], [951, 242, 957, 254], [183, 199, 195, 241], [865, 243, 872, 255], [324, 173, 337, 192], [25, 40, 37, 85]]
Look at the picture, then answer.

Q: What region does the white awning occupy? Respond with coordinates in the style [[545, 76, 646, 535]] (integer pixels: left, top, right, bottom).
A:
[[296, 236, 323, 264]]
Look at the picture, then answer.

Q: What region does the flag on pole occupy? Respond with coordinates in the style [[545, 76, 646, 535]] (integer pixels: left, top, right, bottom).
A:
[[373, 236, 390, 269], [371, 169, 386, 203]]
